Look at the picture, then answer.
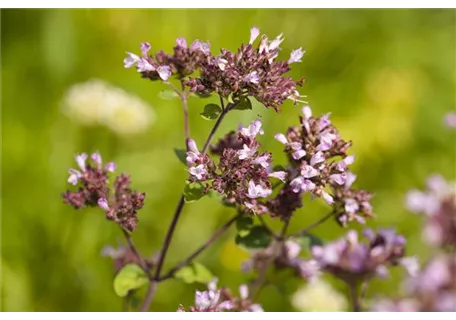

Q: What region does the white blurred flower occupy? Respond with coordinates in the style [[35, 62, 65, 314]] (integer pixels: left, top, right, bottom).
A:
[[62, 79, 154, 135], [291, 279, 347, 312]]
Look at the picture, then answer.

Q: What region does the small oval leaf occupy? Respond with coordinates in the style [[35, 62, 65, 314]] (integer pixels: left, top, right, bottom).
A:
[[200, 104, 222, 120], [174, 262, 214, 284], [233, 97, 252, 111], [235, 225, 271, 249], [183, 182, 206, 203], [113, 264, 149, 297]]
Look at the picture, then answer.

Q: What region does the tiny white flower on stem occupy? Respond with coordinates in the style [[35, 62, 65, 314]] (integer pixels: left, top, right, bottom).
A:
[[191, 40, 210, 55], [345, 198, 359, 213], [302, 105, 312, 119], [247, 180, 272, 199], [293, 149, 306, 160], [137, 58, 154, 72], [244, 71, 260, 84], [274, 133, 288, 145], [288, 47, 305, 64], [97, 198, 110, 211], [285, 240, 302, 259], [319, 113, 331, 130], [252, 154, 270, 168], [216, 57, 228, 71], [67, 168, 82, 185], [240, 120, 264, 139], [269, 171, 287, 182], [238, 144, 257, 160], [239, 284, 249, 300], [104, 162, 116, 172], [91, 152, 102, 169], [301, 165, 319, 178], [330, 173, 347, 185], [269, 33, 284, 51], [176, 37, 187, 48], [336, 155, 355, 172], [189, 164, 206, 180], [124, 52, 140, 68], [345, 172, 357, 188], [140, 42, 151, 56], [75, 153, 88, 171], [322, 191, 334, 204], [157, 65, 171, 81], [249, 26, 260, 44], [259, 36, 269, 53], [310, 151, 325, 166]]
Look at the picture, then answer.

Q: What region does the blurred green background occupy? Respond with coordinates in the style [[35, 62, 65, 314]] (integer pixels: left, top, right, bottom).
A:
[[1, 9, 455, 311]]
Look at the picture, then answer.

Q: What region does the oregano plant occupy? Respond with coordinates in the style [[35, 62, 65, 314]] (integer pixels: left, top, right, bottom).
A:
[[61, 26, 456, 312]]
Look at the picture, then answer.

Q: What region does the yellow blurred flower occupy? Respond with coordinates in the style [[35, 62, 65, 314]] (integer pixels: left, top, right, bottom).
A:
[[291, 278, 347, 312], [62, 79, 154, 135]]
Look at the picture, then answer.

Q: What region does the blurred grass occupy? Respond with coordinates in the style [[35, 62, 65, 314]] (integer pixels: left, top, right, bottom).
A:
[[1, 9, 455, 311]]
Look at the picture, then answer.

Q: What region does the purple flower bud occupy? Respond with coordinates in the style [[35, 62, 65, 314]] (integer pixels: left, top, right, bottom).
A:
[[105, 161, 116, 172], [316, 132, 336, 151], [137, 58, 154, 72], [252, 154, 270, 168], [345, 198, 359, 214], [298, 259, 320, 280], [187, 139, 199, 154], [336, 155, 355, 171], [75, 153, 88, 171], [140, 42, 151, 56], [426, 174, 448, 195], [157, 65, 171, 81], [124, 52, 140, 68], [91, 152, 102, 169], [269, 171, 287, 182], [322, 191, 334, 204], [310, 151, 325, 166], [290, 142, 302, 150], [319, 114, 331, 130], [301, 165, 319, 178], [98, 198, 110, 211], [189, 164, 207, 180], [292, 149, 306, 160], [175, 37, 187, 48], [249, 26, 260, 44], [290, 176, 304, 193], [244, 71, 260, 84], [274, 133, 288, 144], [288, 47, 305, 64]]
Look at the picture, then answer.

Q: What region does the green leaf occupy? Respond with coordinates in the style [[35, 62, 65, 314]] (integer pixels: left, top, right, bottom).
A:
[[235, 215, 254, 236], [158, 90, 179, 100], [232, 96, 252, 111], [113, 264, 149, 297], [200, 103, 222, 120], [174, 262, 214, 284], [235, 225, 271, 249], [173, 148, 187, 165], [295, 233, 324, 249], [183, 182, 206, 203]]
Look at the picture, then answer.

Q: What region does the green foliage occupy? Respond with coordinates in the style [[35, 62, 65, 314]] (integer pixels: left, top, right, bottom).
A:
[[173, 148, 187, 165], [113, 264, 149, 297], [232, 96, 252, 111], [235, 225, 272, 249], [174, 262, 214, 284], [183, 182, 206, 203], [200, 104, 222, 120], [294, 233, 324, 250]]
